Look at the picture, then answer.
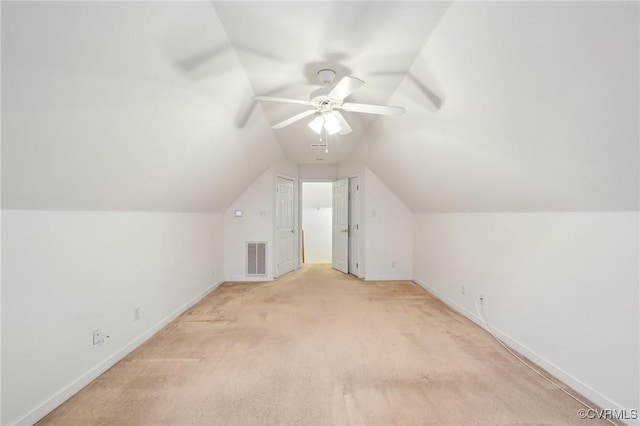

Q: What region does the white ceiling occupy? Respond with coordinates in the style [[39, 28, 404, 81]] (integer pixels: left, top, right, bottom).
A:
[[352, 1, 639, 212], [2, 1, 285, 211], [212, 1, 451, 165], [2, 1, 638, 213]]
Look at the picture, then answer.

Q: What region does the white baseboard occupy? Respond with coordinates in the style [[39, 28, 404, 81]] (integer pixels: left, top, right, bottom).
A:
[[225, 276, 274, 282], [364, 274, 413, 281], [412, 278, 637, 426], [17, 279, 225, 426]]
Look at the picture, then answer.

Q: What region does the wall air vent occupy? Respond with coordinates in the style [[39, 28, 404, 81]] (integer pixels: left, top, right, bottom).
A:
[[247, 242, 267, 276]]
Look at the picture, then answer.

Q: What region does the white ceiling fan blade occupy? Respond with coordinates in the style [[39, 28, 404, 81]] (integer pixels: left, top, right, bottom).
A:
[[254, 96, 314, 106], [272, 109, 318, 129], [341, 102, 405, 116], [331, 111, 352, 135], [328, 76, 364, 101]]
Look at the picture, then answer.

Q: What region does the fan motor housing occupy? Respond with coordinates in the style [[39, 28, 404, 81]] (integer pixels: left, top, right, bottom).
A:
[[310, 86, 331, 100]]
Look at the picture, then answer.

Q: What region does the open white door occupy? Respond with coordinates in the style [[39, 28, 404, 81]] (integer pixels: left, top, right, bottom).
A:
[[276, 176, 296, 277], [348, 177, 360, 276], [332, 178, 349, 273]]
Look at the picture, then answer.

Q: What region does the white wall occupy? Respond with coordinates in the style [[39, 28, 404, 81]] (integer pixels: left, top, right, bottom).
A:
[[336, 163, 413, 281], [1, 210, 224, 425], [337, 158, 364, 181], [224, 168, 276, 281], [223, 164, 299, 281], [413, 212, 639, 420], [299, 164, 338, 181], [0, 189, 3, 425], [272, 159, 300, 183], [302, 182, 332, 263], [338, 165, 414, 281], [363, 168, 413, 281]]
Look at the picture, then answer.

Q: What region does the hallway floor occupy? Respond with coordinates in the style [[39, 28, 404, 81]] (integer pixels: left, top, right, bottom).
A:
[[40, 264, 604, 425]]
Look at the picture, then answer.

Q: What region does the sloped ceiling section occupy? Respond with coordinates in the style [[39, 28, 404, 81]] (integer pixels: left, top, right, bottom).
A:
[[2, 1, 285, 212], [213, 1, 451, 165], [354, 1, 639, 213]]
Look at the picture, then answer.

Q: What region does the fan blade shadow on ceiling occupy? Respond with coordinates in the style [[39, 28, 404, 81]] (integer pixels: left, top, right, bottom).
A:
[[370, 69, 445, 111], [170, 43, 237, 80], [235, 83, 299, 129], [233, 42, 283, 62], [407, 74, 444, 110], [175, 45, 228, 72], [173, 42, 284, 80]]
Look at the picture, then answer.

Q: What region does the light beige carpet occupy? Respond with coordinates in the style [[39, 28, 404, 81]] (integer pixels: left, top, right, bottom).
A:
[[39, 264, 606, 425]]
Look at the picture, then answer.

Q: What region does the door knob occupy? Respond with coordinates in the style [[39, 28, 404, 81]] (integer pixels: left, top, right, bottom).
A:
[[291, 229, 295, 233]]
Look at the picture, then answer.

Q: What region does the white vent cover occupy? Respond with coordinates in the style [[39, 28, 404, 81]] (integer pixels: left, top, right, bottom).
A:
[[247, 242, 267, 276]]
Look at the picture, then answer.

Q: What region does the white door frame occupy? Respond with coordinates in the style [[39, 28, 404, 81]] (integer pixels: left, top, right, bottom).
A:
[[298, 178, 334, 268], [348, 176, 361, 277], [332, 178, 349, 274], [297, 176, 364, 279], [274, 174, 298, 278]]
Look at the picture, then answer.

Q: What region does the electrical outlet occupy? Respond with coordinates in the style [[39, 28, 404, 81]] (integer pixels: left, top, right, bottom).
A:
[[93, 329, 104, 345], [93, 328, 110, 345], [391, 261, 396, 268], [461, 285, 465, 295], [134, 307, 140, 321], [479, 294, 485, 305]]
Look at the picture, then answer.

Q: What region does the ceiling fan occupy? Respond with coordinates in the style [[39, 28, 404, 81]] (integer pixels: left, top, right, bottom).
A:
[[254, 69, 405, 136]]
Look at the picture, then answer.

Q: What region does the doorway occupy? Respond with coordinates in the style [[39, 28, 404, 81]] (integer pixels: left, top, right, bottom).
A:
[[330, 177, 360, 275], [301, 182, 332, 264], [300, 178, 361, 277]]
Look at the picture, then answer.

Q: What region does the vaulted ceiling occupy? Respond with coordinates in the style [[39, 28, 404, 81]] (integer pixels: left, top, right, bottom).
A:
[[212, 1, 451, 164], [354, 1, 639, 212], [2, 1, 285, 211], [2, 1, 638, 213]]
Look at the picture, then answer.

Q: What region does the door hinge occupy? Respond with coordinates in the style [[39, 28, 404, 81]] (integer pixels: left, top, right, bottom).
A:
[[356, 224, 359, 230], [357, 185, 359, 191], [356, 262, 359, 268]]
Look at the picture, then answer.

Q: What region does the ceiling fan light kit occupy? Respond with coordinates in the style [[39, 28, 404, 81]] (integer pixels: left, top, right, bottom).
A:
[[308, 114, 340, 135], [254, 68, 405, 139]]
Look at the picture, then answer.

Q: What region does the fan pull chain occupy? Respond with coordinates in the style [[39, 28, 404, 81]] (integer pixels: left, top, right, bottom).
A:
[[322, 116, 329, 154]]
